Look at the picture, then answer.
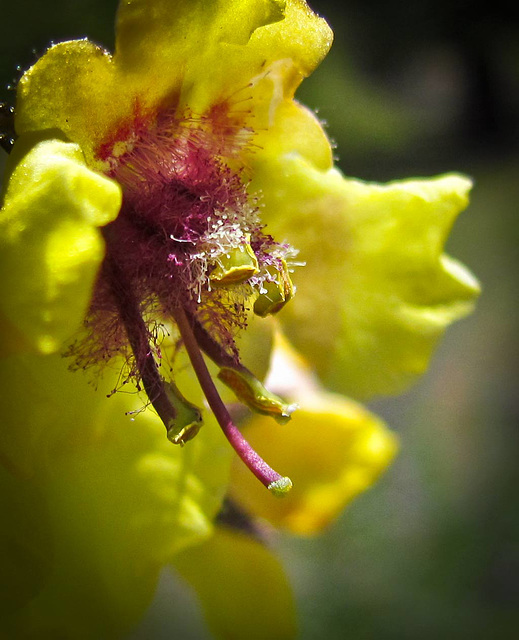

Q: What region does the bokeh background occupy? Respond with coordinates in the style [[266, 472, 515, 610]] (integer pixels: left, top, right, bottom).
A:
[[1, 1, 518, 638]]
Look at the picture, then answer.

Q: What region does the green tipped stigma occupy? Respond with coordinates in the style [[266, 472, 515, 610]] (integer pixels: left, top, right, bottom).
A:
[[268, 476, 293, 497]]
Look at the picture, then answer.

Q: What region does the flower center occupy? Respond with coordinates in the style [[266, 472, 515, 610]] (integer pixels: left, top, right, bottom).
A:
[[72, 106, 295, 495]]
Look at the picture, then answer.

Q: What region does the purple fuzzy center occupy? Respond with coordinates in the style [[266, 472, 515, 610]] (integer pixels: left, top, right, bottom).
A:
[[70, 106, 292, 384]]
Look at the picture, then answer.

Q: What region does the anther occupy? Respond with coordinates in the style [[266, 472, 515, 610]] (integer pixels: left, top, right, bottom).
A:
[[209, 237, 259, 286], [254, 259, 294, 317]]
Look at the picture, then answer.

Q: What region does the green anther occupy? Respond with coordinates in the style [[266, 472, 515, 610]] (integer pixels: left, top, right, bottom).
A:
[[210, 240, 259, 286], [164, 379, 203, 445], [217, 366, 297, 425], [253, 259, 294, 317], [268, 476, 293, 497]]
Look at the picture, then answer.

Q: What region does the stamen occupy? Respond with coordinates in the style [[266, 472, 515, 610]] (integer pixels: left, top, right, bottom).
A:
[[173, 304, 292, 496], [183, 308, 238, 368], [181, 311, 296, 423], [101, 226, 179, 433]]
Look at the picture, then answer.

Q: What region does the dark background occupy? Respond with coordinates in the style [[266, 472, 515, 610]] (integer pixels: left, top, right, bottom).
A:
[[1, 2, 518, 638]]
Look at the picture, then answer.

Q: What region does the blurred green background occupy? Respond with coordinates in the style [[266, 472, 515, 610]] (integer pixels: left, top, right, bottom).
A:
[[2, 1, 518, 638]]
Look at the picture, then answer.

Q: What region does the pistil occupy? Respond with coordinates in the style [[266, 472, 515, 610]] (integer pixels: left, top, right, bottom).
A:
[[173, 304, 292, 496]]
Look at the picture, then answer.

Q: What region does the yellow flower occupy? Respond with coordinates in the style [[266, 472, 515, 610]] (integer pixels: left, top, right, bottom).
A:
[[0, 0, 479, 637]]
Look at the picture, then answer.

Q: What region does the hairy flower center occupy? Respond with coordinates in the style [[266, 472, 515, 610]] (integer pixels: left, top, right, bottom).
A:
[[89, 109, 292, 361], [70, 105, 295, 495]]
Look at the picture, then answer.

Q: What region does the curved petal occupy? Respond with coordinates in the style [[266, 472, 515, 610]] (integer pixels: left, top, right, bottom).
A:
[[250, 142, 480, 398], [0, 134, 122, 355], [173, 526, 297, 640], [115, 0, 285, 91]]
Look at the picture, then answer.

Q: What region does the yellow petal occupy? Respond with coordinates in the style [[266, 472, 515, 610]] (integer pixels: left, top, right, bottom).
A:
[[16, 1, 332, 163], [0, 348, 233, 636], [173, 526, 297, 640], [116, 0, 285, 103], [251, 145, 480, 397], [116, 0, 331, 115], [0, 465, 53, 618], [230, 393, 398, 535], [248, 98, 334, 173], [15, 40, 134, 163], [0, 134, 122, 355]]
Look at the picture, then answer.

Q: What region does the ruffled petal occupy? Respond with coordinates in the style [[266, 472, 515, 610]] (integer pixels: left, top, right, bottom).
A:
[[250, 142, 480, 397], [173, 526, 297, 640], [0, 134, 122, 355]]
